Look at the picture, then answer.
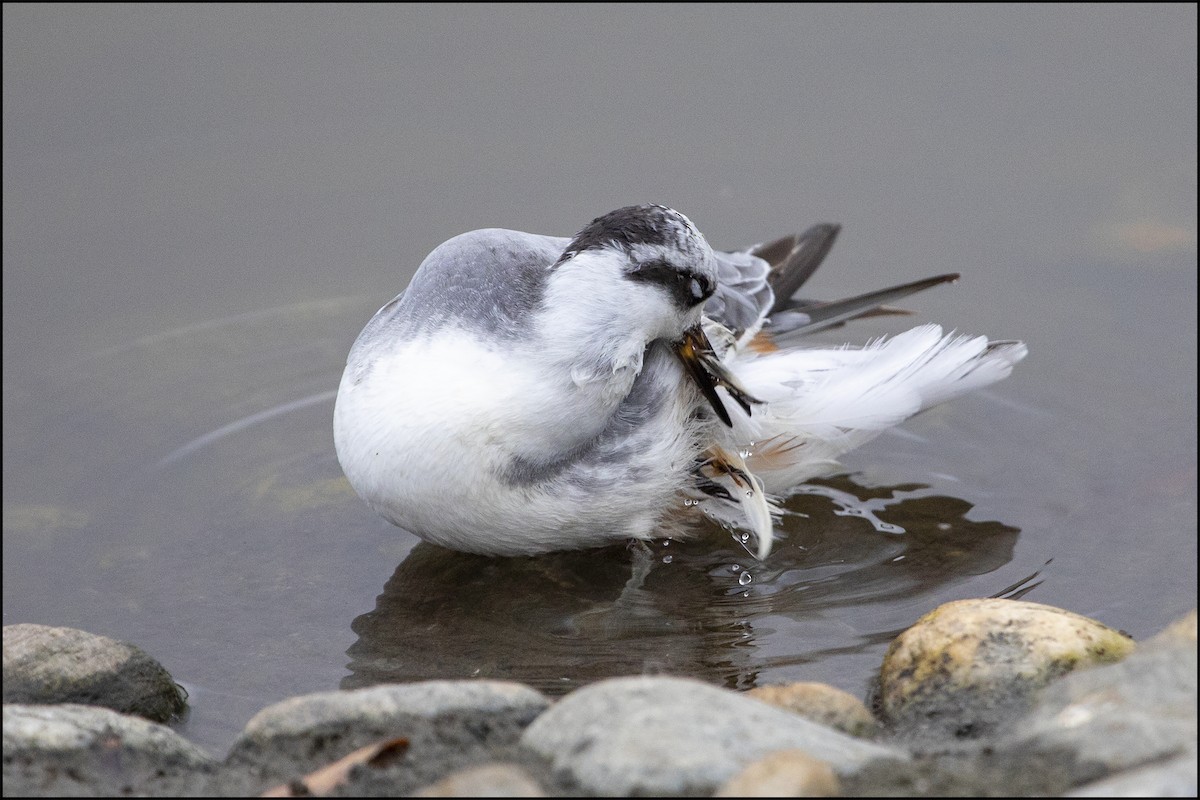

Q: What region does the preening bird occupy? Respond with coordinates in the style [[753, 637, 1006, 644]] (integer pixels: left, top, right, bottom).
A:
[[334, 204, 1026, 558]]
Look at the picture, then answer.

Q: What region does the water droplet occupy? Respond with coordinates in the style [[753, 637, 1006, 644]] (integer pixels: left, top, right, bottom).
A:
[[744, 490, 755, 498], [937, 522, 952, 531], [739, 532, 750, 543], [742, 590, 750, 597], [662, 555, 674, 564], [739, 571, 753, 586], [661, 538, 671, 547], [730, 564, 741, 573]]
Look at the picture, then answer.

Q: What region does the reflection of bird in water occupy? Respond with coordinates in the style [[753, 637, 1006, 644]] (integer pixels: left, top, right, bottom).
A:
[[342, 477, 1020, 696], [334, 205, 1026, 558]]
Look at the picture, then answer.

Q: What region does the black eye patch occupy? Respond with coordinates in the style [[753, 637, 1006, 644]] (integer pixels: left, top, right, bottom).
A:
[[626, 259, 714, 308]]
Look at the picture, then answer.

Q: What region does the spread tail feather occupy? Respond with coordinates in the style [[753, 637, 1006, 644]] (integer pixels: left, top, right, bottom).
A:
[[726, 324, 1027, 494]]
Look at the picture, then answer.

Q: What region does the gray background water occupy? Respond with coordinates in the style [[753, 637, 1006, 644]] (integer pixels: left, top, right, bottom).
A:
[[4, 5, 1195, 755]]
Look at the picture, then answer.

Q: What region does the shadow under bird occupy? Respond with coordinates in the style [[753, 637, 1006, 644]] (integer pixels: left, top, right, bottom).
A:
[[334, 205, 1026, 558]]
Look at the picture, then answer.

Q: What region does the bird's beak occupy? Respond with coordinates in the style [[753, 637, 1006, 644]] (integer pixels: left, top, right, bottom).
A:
[[674, 325, 761, 427]]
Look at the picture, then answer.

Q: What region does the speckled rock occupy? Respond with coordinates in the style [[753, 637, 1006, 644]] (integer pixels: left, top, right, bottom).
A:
[[2, 703, 215, 796], [225, 680, 550, 794], [2, 624, 187, 722], [878, 598, 1135, 737], [747, 682, 880, 737], [714, 749, 840, 797], [520, 676, 904, 796], [413, 762, 546, 797]]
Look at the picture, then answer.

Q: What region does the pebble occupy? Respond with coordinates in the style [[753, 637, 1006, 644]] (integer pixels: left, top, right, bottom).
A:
[[413, 762, 547, 797], [747, 681, 881, 738], [714, 749, 840, 797]]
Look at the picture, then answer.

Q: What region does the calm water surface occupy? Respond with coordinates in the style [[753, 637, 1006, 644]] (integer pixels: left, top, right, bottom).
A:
[[4, 6, 1195, 755]]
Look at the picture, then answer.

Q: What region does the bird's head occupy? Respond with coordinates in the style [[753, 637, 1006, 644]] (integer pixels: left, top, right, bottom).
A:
[[546, 205, 757, 425]]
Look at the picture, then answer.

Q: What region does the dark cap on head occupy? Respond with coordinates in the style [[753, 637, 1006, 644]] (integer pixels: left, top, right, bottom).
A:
[[556, 204, 703, 265]]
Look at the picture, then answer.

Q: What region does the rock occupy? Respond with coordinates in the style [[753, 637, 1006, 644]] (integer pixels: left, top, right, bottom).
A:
[[520, 675, 904, 796], [714, 749, 840, 797], [225, 680, 549, 794], [993, 610, 1197, 790], [747, 682, 880, 737], [1150, 608, 1197, 647], [413, 762, 546, 796], [2, 624, 188, 722], [2, 703, 215, 796], [839, 608, 1199, 797], [1064, 744, 1197, 797], [878, 598, 1135, 738]]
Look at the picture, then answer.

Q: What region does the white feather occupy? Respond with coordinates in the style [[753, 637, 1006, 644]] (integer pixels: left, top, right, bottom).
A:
[[717, 324, 1028, 494]]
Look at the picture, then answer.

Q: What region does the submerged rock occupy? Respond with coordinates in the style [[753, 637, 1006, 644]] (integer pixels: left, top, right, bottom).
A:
[[2, 624, 187, 722], [878, 598, 1135, 738]]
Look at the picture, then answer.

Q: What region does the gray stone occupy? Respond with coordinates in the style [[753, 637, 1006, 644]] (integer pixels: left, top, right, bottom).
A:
[[1065, 744, 1197, 797], [519, 676, 904, 796], [2, 624, 187, 722], [992, 620, 1197, 789], [936, 623, 1200, 796], [225, 680, 550, 794], [2, 703, 215, 796]]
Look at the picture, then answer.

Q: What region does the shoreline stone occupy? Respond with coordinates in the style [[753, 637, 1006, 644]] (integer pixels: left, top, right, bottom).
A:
[[878, 598, 1136, 739], [2, 703, 215, 796], [747, 681, 881, 738], [3, 605, 1194, 797], [223, 680, 550, 795], [519, 675, 904, 796], [3, 624, 188, 723]]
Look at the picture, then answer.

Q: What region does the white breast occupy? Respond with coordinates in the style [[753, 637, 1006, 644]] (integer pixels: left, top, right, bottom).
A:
[[333, 328, 700, 555]]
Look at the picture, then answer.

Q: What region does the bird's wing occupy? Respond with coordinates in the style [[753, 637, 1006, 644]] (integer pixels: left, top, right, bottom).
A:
[[354, 228, 572, 348]]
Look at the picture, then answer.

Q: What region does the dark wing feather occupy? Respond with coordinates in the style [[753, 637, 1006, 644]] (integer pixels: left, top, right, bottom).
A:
[[709, 222, 963, 345]]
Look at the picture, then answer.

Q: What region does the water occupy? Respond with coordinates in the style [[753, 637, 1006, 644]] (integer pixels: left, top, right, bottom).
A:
[[3, 6, 1195, 756]]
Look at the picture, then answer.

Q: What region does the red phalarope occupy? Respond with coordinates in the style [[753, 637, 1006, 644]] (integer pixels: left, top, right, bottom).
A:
[[334, 205, 1026, 558]]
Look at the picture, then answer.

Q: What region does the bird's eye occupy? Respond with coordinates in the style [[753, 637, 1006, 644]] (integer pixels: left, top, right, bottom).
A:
[[626, 260, 713, 308], [688, 275, 714, 304]]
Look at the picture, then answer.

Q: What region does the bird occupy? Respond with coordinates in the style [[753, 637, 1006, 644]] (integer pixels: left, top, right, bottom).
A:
[[333, 204, 1026, 559]]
